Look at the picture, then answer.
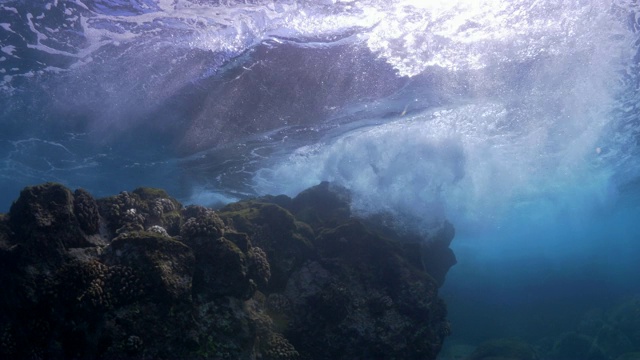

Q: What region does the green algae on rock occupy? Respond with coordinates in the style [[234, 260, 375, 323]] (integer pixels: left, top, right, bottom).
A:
[[0, 182, 455, 359]]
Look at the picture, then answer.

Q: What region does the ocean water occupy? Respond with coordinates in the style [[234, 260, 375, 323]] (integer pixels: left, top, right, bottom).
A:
[[1, 0, 640, 357]]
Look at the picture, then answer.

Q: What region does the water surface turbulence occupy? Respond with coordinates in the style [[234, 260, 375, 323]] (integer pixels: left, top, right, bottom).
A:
[[2, 0, 640, 354]]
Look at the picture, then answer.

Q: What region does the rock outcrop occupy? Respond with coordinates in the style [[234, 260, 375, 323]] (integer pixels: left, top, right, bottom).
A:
[[0, 181, 455, 359]]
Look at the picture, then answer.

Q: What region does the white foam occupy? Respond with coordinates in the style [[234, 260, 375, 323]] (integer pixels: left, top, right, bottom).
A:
[[0, 45, 15, 55], [185, 188, 240, 209], [254, 27, 631, 231], [365, 1, 635, 76], [1, 0, 638, 235], [0, 6, 18, 14], [249, 0, 638, 235]]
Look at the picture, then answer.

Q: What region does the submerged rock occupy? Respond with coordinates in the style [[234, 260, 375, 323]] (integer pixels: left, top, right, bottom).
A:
[[544, 297, 640, 360], [550, 332, 608, 360], [0, 182, 456, 359], [616, 353, 640, 360], [467, 338, 539, 360], [8, 183, 97, 262], [102, 231, 195, 303]]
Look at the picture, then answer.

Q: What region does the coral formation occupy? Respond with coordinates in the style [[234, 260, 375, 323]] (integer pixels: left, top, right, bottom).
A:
[[0, 182, 455, 359], [98, 187, 182, 237], [248, 246, 271, 287], [73, 188, 101, 235], [180, 205, 225, 240]]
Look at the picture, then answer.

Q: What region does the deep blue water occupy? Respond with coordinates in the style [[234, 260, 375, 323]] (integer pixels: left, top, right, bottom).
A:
[[2, 0, 640, 357]]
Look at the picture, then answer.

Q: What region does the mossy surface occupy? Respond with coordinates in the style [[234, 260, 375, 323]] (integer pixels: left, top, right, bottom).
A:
[[219, 201, 315, 292], [103, 231, 195, 302]]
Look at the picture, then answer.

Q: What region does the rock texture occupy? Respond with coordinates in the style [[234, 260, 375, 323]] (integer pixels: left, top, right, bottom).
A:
[[0, 181, 455, 359]]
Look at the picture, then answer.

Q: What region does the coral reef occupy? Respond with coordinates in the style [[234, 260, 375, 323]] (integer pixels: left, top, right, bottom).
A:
[[73, 188, 101, 235], [0, 182, 455, 359], [98, 187, 182, 237]]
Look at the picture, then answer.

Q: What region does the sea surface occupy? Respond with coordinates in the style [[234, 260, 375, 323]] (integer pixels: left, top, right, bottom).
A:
[[2, 0, 640, 357]]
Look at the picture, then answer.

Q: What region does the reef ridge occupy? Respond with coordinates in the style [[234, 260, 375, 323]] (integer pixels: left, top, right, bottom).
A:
[[0, 181, 455, 359]]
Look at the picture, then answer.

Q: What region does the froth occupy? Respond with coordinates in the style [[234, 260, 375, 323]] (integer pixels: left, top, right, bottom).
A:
[[253, 94, 618, 235]]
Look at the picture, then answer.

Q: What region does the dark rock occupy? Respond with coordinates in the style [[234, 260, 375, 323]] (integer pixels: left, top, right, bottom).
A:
[[219, 200, 315, 293], [550, 332, 608, 360], [98, 187, 182, 239], [102, 231, 195, 303], [196, 236, 251, 299], [468, 338, 539, 360], [257, 194, 294, 210], [290, 181, 351, 229], [0, 182, 455, 359], [73, 188, 100, 235], [248, 246, 271, 288], [421, 221, 457, 286], [616, 353, 640, 360], [180, 206, 258, 299], [8, 183, 94, 260], [276, 220, 450, 359], [0, 213, 13, 255], [180, 205, 225, 240]]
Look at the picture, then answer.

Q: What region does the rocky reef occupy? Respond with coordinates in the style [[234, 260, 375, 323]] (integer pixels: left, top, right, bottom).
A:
[[0, 181, 456, 359]]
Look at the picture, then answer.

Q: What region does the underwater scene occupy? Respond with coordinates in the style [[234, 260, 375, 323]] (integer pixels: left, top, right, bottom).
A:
[[1, 0, 640, 359]]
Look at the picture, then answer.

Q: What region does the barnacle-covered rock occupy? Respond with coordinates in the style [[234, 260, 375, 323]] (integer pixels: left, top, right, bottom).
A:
[[132, 188, 182, 235], [147, 224, 170, 237], [191, 236, 252, 299], [248, 246, 271, 288], [367, 291, 394, 316], [8, 183, 94, 259], [124, 335, 144, 355], [179, 206, 254, 299], [0, 182, 454, 359], [267, 293, 291, 314], [98, 188, 183, 238], [99, 191, 145, 236], [280, 219, 450, 360], [180, 205, 225, 241], [119, 207, 145, 233], [218, 201, 314, 292], [0, 326, 16, 358], [102, 231, 195, 303], [263, 333, 300, 360], [104, 265, 145, 306], [73, 188, 101, 235], [54, 258, 111, 310], [151, 198, 176, 217], [9, 182, 75, 235]]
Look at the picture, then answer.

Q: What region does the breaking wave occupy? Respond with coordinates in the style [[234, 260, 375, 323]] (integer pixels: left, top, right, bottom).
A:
[[0, 0, 639, 235]]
